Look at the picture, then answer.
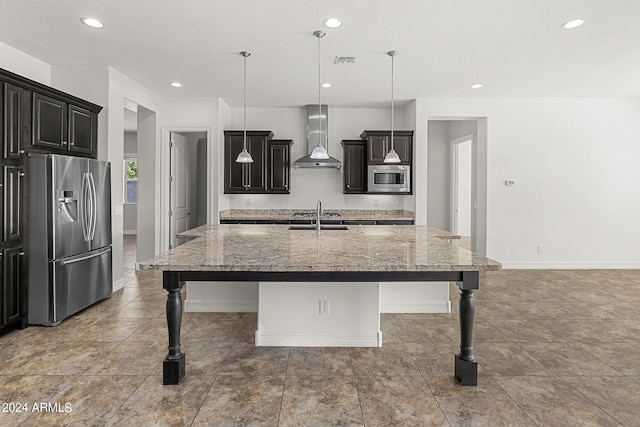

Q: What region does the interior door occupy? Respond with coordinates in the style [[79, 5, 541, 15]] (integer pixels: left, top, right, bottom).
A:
[[451, 137, 472, 238], [170, 133, 190, 248]]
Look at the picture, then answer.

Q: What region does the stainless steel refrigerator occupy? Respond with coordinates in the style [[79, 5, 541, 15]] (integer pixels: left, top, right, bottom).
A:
[[28, 153, 112, 326]]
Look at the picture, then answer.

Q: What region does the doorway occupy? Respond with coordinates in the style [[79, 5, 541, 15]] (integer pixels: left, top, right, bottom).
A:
[[122, 105, 138, 275], [451, 135, 473, 249], [168, 131, 208, 248], [427, 118, 487, 255]]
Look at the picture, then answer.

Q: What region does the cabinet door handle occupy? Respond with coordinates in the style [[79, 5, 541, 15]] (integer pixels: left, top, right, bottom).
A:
[[19, 252, 25, 256], [19, 172, 25, 177], [69, 142, 75, 146], [19, 150, 25, 154]]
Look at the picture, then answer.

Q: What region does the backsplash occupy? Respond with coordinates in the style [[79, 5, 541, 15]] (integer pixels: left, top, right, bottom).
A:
[[219, 209, 415, 220]]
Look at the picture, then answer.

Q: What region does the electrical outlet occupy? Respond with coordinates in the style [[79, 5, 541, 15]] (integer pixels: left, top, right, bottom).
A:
[[319, 300, 330, 315], [277, 197, 283, 206], [245, 198, 251, 205], [344, 196, 349, 206], [537, 245, 544, 253], [373, 199, 379, 207]]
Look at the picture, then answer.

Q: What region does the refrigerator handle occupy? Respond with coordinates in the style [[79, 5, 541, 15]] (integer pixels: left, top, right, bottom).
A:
[[60, 246, 111, 266], [80, 173, 89, 241], [89, 172, 98, 240]]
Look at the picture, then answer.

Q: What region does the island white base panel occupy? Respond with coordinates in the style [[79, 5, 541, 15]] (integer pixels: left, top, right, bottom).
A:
[[184, 281, 451, 314], [257, 281, 381, 347]]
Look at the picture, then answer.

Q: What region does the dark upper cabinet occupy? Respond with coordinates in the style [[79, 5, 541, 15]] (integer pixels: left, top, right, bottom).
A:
[[360, 130, 413, 165], [3, 83, 26, 160], [33, 92, 67, 150], [224, 130, 292, 194], [267, 140, 292, 193], [1, 245, 23, 327], [341, 140, 367, 193], [2, 165, 22, 244], [224, 131, 270, 193], [68, 104, 97, 156], [32, 93, 98, 158]]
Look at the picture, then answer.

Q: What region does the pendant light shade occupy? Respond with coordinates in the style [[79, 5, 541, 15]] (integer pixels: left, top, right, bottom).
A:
[[236, 51, 254, 163], [311, 30, 330, 160], [383, 50, 401, 164]]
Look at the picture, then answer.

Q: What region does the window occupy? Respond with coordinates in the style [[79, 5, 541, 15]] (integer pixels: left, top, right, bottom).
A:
[[124, 156, 138, 204]]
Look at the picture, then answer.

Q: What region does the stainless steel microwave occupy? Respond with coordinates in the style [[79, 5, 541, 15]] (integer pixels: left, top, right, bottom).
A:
[[368, 165, 410, 193]]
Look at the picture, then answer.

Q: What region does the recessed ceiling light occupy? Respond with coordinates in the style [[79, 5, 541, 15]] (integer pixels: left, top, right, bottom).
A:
[[323, 18, 343, 29], [321, 83, 332, 88], [561, 18, 585, 29], [470, 83, 483, 89], [81, 17, 105, 29], [170, 82, 182, 88]]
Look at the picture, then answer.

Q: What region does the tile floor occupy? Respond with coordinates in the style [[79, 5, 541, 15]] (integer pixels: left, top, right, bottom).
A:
[[1, 235, 639, 425]]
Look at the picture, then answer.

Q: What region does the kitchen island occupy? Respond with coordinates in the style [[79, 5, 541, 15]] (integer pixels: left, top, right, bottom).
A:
[[138, 224, 501, 386]]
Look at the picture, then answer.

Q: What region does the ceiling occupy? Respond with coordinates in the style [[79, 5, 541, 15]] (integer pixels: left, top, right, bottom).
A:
[[1, 0, 639, 108]]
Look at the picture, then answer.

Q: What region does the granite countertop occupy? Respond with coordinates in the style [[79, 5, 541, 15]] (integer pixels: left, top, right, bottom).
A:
[[139, 224, 501, 273], [219, 209, 415, 221]]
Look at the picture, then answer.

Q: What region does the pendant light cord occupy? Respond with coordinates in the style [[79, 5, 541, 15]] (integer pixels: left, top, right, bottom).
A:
[[390, 51, 395, 151], [243, 52, 248, 151], [317, 31, 324, 150]]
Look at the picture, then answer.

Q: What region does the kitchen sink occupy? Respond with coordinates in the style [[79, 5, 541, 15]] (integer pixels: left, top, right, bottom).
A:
[[288, 225, 349, 231]]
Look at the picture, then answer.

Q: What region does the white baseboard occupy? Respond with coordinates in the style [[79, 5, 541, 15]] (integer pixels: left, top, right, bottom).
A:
[[255, 330, 382, 347], [381, 300, 451, 313], [112, 278, 124, 292], [184, 299, 258, 313], [502, 262, 640, 269]]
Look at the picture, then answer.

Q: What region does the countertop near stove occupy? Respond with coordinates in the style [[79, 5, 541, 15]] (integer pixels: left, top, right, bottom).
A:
[[219, 209, 415, 222]]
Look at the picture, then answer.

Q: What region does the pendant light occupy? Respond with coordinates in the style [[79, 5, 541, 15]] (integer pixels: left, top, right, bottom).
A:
[[383, 50, 401, 163], [236, 51, 254, 163], [310, 30, 330, 160]]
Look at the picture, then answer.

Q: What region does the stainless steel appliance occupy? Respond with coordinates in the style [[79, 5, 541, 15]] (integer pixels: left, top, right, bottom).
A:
[[292, 105, 342, 169], [27, 154, 112, 326], [368, 165, 410, 193]]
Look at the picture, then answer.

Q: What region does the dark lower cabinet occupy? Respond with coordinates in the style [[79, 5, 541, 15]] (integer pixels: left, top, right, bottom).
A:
[[1, 245, 24, 327], [342, 220, 377, 225], [3, 165, 23, 243], [342, 140, 367, 193], [220, 219, 414, 225]]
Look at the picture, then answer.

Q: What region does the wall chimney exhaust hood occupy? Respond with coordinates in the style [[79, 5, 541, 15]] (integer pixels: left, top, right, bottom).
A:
[[293, 105, 342, 169]]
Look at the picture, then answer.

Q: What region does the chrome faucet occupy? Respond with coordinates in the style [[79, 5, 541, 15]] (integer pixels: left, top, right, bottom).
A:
[[316, 200, 322, 231]]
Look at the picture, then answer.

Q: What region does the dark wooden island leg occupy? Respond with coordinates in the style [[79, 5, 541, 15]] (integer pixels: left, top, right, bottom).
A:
[[455, 271, 479, 386], [163, 271, 185, 385]]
